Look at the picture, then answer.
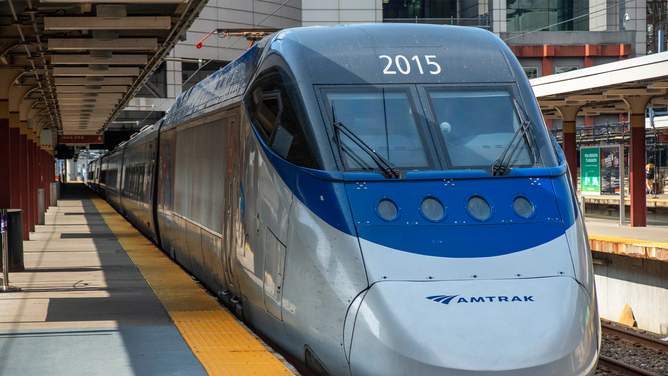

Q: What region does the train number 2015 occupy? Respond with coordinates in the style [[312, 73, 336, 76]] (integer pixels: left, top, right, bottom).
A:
[[379, 55, 441, 75]]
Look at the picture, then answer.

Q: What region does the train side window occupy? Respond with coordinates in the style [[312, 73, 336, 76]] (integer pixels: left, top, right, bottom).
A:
[[271, 125, 294, 159], [255, 92, 281, 139], [247, 59, 318, 169]]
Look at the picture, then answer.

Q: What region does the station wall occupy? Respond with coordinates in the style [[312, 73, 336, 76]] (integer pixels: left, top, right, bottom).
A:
[[593, 251, 668, 335]]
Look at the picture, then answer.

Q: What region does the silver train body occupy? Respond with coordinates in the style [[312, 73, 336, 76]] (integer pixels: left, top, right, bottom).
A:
[[88, 24, 600, 375]]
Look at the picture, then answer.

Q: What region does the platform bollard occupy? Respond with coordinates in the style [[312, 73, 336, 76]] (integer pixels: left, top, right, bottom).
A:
[[0, 209, 21, 293], [50, 182, 58, 207], [37, 189, 45, 225]]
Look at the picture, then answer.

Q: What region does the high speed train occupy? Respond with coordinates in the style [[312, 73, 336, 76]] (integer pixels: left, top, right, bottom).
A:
[[88, 24, 599, 376]]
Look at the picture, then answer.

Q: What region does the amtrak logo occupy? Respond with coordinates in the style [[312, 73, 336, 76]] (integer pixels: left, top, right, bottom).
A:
[[426, 295, 460, 304], [427, 294, 534, 304]]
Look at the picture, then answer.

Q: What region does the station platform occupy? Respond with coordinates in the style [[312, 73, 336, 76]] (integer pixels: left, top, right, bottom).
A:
[[0, 183, 297, 376], [583, 195, 668, 262]]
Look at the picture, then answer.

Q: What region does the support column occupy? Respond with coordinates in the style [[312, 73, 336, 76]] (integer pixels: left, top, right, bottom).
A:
[[27, 132, 36, 233], [32, 138, 39, 229], [542, 45, 554, 77], [41, 149, 47, 193], [542, 57, 552, 77], [19, 121, 30, 240], [624, 96, 652, 227], [20, 98, 37, 237], [9, 83, 34, 213], [584, 56, 595, 68], [0, 70, 21, 209], [0, 99, 9, 209], [556, 105, 583, 186], [9, 112, 21, 209]]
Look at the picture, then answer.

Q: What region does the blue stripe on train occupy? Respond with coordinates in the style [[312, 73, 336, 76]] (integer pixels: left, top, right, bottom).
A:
[[357, 222, 566, 258], [254, 129, 357, 236], [254, 120, 578, 254]]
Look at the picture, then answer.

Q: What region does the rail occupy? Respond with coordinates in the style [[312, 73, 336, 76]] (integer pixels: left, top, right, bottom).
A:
[[598, 320, 668, 376], [598, 355, 662, 376], [601, 322, 668, 354]]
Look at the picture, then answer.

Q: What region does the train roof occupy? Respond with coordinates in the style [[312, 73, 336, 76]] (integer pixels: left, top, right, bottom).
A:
[[280, 23, 518, 85], [160, 24, 523, 130]]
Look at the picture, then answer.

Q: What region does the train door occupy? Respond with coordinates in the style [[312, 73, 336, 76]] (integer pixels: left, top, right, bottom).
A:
[[223, 112, 241, 297], [263, 228, 286, 320]]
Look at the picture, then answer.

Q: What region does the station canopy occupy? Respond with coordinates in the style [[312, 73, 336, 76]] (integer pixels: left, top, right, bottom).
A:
[[0, 0, 206, 140], [531, 52, 668, 136]]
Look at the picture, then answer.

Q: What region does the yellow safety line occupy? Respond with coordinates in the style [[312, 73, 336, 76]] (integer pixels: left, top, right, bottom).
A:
[[89, 195, 294, 376], [588, 234, 668, 248]]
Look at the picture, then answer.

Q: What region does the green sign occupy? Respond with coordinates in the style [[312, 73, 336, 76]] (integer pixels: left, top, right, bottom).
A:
[[581, 148, 600, 194]]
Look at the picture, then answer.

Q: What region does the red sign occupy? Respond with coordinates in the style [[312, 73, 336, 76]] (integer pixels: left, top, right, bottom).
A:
[[59, 135, 104, 144], [659, 134, 668, 143]]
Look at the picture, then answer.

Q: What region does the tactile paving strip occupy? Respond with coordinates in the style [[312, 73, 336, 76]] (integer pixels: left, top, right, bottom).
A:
[[90, 195, 294, 376], [171, 311, 293, 375]]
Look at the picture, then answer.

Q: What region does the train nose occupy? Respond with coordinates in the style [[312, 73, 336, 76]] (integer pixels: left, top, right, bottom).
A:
[[348, 277, 599, 376]]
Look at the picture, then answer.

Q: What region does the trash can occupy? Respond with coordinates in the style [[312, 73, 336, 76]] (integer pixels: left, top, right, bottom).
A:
[[0, 209, 24, 272]]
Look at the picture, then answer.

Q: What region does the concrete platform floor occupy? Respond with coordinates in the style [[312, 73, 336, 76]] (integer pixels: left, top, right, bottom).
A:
[[0, 184, 207, 376], [585, 215, 668, 244]]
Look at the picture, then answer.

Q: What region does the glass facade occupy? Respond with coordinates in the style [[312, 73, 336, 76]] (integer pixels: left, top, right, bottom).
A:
[[383, 0, 458, 19], [648, 1, 668, 53], [506, 0, 589, 31]]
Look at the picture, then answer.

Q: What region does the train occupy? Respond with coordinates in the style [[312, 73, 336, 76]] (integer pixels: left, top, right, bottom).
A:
[[87, 24, 600, 376]]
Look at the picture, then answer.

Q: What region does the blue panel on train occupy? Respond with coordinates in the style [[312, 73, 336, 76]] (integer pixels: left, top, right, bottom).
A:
[[356, 222, 566, 258], [551, 172, 579, 230], [344, 176, 562, 227], [258, 136, 356, 236]]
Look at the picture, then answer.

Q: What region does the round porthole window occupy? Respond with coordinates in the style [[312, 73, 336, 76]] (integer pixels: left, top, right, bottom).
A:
[[512, 196, 535, 219], [376, 198, 400, 222], [466, 196, 493, 221], [419, 196, 446, 222]]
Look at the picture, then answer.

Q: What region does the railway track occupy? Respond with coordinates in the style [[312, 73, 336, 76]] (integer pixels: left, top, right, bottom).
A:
[[598, 321, 668, 376], [598, 355, 662, 376]]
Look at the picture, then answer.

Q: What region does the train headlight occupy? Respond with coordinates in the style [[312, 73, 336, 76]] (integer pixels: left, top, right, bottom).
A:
[[376, 198, 400, 222], [512, 195, 535, 219], [466, 195, 493, 221], [419, 196, 446, 222]]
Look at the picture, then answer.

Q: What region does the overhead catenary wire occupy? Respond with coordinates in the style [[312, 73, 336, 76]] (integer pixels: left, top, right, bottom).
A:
[[135, 0, 292, 128]]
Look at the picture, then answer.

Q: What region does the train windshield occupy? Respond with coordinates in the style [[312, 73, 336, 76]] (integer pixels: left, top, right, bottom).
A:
[[322, 85, 546, 175], [424, 87, 533, 171], [325, 87, 435, 172]]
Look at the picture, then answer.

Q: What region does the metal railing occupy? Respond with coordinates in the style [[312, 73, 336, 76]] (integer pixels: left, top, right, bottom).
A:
[[549, 122, 668, 145], [383, 15, 490, 29]]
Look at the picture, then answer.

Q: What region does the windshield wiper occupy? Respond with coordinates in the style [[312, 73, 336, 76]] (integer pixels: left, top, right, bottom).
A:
[[492, 99, 538, 176], [330, 102, 399, 178], [332, 121, 400, 179]]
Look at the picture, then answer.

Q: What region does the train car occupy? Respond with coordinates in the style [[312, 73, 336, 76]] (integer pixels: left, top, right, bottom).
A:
[[97, 154, 108, 199], [118, 124, 161, 244], [88, 158, 101, 193], [94, 24, 599, 376], [99, 145, 124, 210], [93, 158, 101, 193], [86, 160, 95, 189]]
